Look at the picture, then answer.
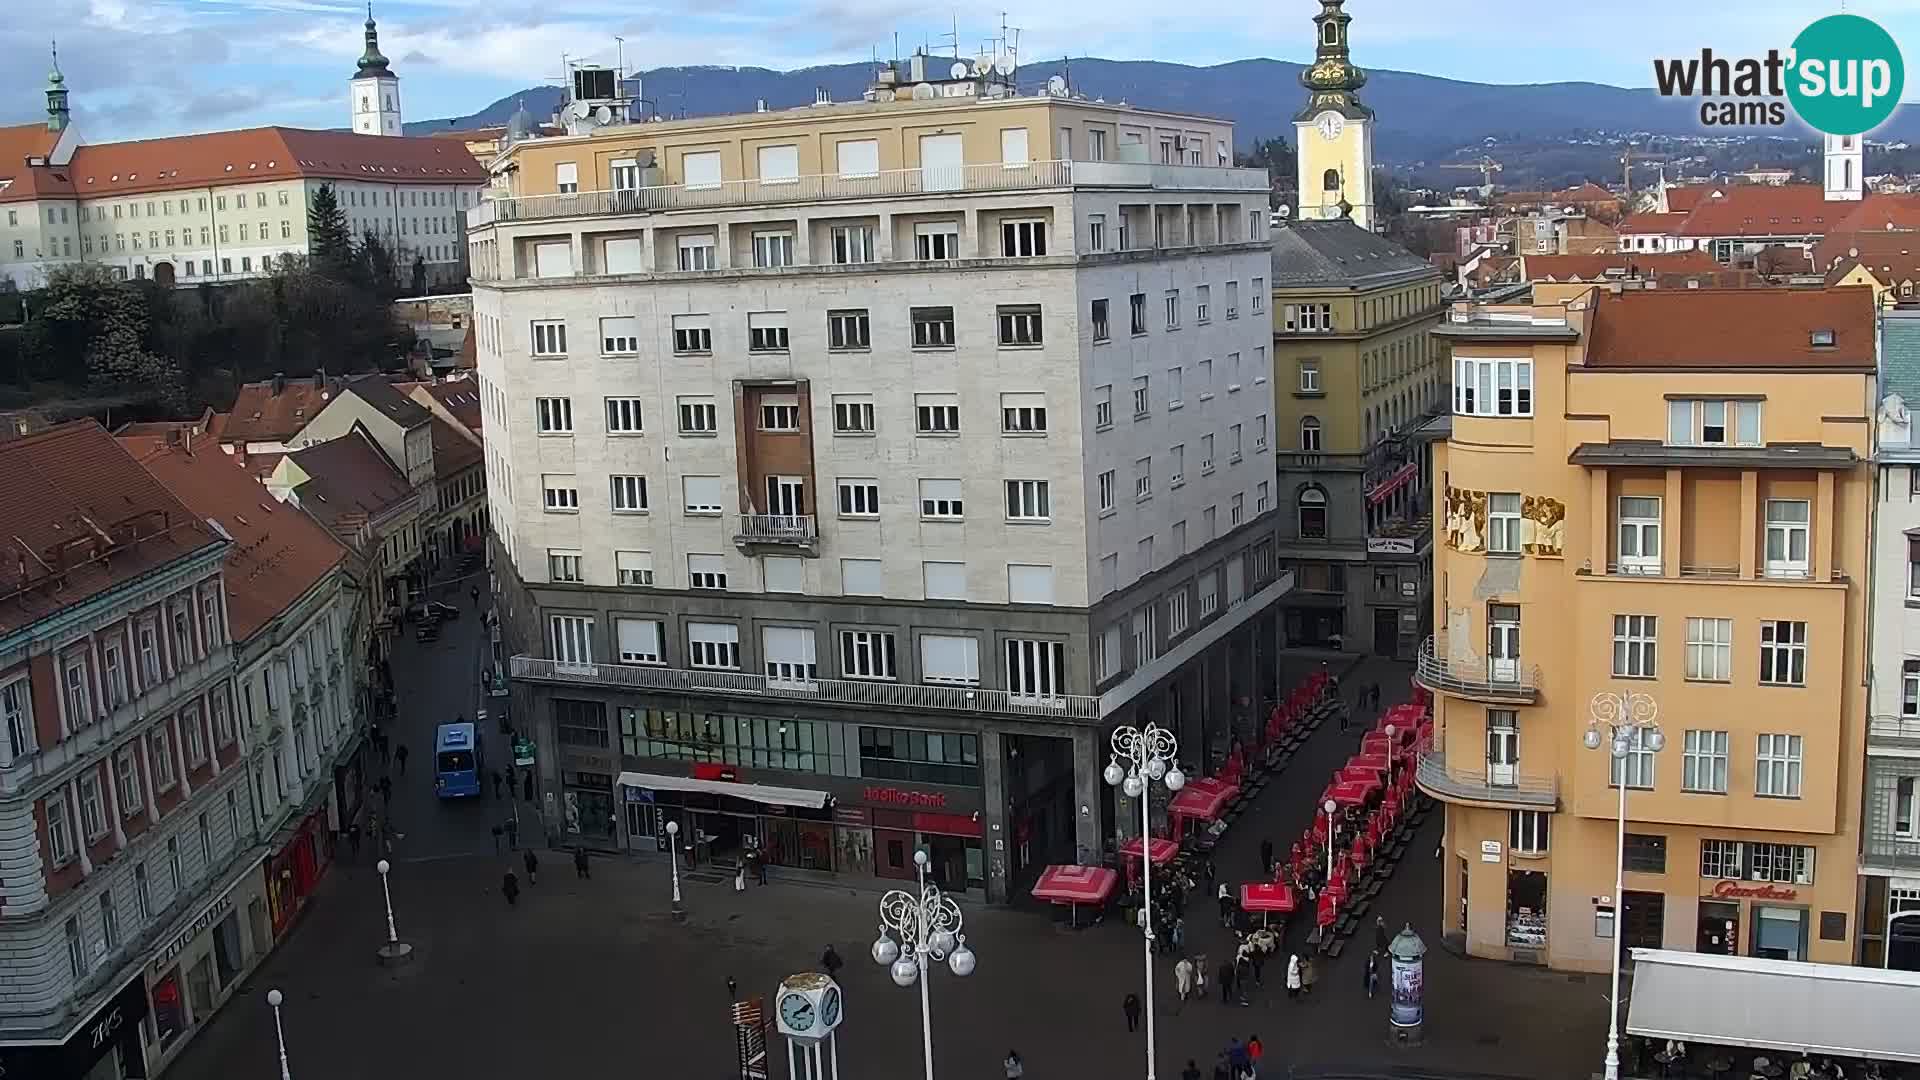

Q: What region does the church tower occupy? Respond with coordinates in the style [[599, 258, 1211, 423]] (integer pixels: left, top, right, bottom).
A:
[[1294, 0, 1376, 230], [45, 43, 69, 133], [349, 6, 402, 136], [1824, 133, 1864, 201]]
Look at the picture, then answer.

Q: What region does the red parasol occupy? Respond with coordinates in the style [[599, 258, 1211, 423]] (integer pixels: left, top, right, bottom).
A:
[[1329, 778, 1373, 806], [1118, 836, 1179, 864], [1240, 882, 1296, 913], [1031, 865, 1119, 905]]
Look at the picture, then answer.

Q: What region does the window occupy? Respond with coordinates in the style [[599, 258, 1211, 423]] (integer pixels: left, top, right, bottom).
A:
[[1087, 214, 1106, 252], [79, 772, 107, 840], [1130, 293, 1147, 335], [1747, 842, 1814, 884], [1132, 376, 1151, 418], [1251, 279, 1265, 313], [1756, 734, 1803, 797], [535, 397, 574, 434], [1256, 482, 1271, 514], [919, 479, 964, 520], [751, 231, 794, 268], [759, 397, 800, 431], [547, 550, 584, 583], [1135, 457, 1153, 500], [605, 397, 645, 434], [1230, 494, 1245, 526], [614, 551, 654, 588], [830, 225, 876, 264], [1195, 284, 1211, 324], [65, 917, 84, 979], [542, 475, 580, 512], [763, 556, 804, 593], [1612, 615, 1657, 678], [840, 630, 898, 680], [610, 157, 641, 191], [152, 728, 176, 790], [672, 314, 713, 354], [1002, 219, 1048, 257], [609, 475, 649, 514], [748, 312, 789, 352], [1897, 776, 1919, 838], [1759, 620, 1807, 685], [1164, 290, 1181, 330], [1005, 480, 1051, 521], [1089, 129, 1108, 160], [1201, 434, 1216, 473], [1299, 359, 1321, 393], [1170, 444, 1185, 487], [833, 396, 876, 434], [1282, 303, 1331, 332], [1454, 357, 1534, 417], [1701, 839, 1744, 879], [1470, 492, 1520, 554], [198, 811, 212, 866], [1682, 729, 1730, 793], [201, 593, 223, 652], [914, 222, 960, 260], [762, 626, 818, 684], [858, 726, 982, 786], [687, 555, 729, 591], [1299, 416, 1322, 452], [1622, 833, 1667, 874], [600, 316, 638, 355], [1001, 394, 1046, 433], [683, 476, 724, 514], [45, 791, 76, 865], [1510, 810, 1549, 856], [1091, 298, 1110, 342], [1609, 727, 1657, 789], [62, 654, 91, 726], [922, 562, 968, 601], [677, 396, 718, 434], [1763, 499, 1810, 578], [1095, 385, 1113, 429], [1906, 660, 1920, 717], [1005, 638, 1068, 699], [1682, 618, 1733, 682], [676, 234, 717, 271], [842, 559, 884, 596], [1097, 470, 1116, 513], [915, 396, 960, 434], [837, 478, 880, 518], [828, 309, 870, 350], [1667, 399, 1762, 446], [1, 678, 33, 764], [1617, 497, 1662, 573], [997, 305, 1043, 346], [911, 307, 956, 348], [1910, 537, 1920, 599], [1230, 424, 1244, 462]]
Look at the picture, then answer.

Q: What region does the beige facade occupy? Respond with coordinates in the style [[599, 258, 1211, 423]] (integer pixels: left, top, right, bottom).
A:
[[1417, 286, 1875, 971]]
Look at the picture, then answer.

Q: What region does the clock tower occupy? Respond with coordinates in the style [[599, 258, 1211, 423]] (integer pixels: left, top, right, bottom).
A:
[[1294, 0, 1376, 231]]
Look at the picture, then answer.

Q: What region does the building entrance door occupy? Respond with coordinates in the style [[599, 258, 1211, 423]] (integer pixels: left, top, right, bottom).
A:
[[876, 829, 917, 881], [1373, 609, 1398, 655], [1697, 900, 1739, 954], [1621, 890, 1666, 961], [1488, 606, 1520, 684]]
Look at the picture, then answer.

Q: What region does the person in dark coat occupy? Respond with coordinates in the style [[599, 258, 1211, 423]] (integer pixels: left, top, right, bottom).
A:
[[378, 775, 392, 804], [395, 743, 409, 776], [821, 945, 844, 977], [1218, 960, 1236, 1004], [523, 772, 534, 802], [1259, 837, 1275, 874], [1122, 992, 1141, 1032], [491, 770, 504, 799], [574, 846, 591, 879], [470, 585, 481, 609], [522, 847, 539, 885], [501, 870, 520, 906], [1374, 915, 1391, 955], [1364, 951, 1380, 998]]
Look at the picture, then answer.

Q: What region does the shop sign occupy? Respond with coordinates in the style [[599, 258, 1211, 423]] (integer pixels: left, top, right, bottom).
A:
[[1480, 840, 1502, 862], [833, 807, 872, 827], [0, 974, 149, 1077], [149, 887, 238, 972], [1367, 536, 1418, 555], [862, 786, 948, 809], [512, 736, 536, 767], [1710, 880, 1799, 901]]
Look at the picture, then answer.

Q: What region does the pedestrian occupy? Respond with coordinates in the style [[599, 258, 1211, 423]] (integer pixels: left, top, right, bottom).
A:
[[522, 771, 534, 802], [347, 822, 362, 858], [734, 861, 747, 893], [1364, 951, 1380, 998], [505, 816, 519, 850], [1248, 1035, 1264, 1076], [1374, 914, 1390, 955], [1174, 955, 1194, 1009], [470, 585, 480, 609], [1250, 947, 1265, 987], [1226, 1037, 1248, 1078], [1004, 1050, 1024, 1079], [821, 944, 844, 977], [1212, 1061, 1231, 1080], [726, 975, 739, 1000], [1217, 883, 1233, 928], [491, 770, 504, 799], [1301, 955, 1318, 997], [1182, 1059, 1203, 1080], [1285, 953, 1302, 1000], [1122, 991, 1141, 1033], [522, 847, 538, 885], [574, 846, 590, 879], [378, 775, 392, 804], [1171, 914, 1186, 953], [501, 869, 520, 907], [395, 743, 409, 776], [490, 824, 503, 855], [753, 848, 768, 886], [1193, 953, 1208, 1000], [1218, 959, 1235, 1005]]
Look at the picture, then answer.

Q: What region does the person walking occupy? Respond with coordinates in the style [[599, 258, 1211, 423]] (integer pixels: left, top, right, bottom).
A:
[[1247, 1035, 1264, 1077], [347, 822, 362, 858], [522, 847, 539, 885], [1122, 992, 1142, 1033], [1250, 945, 1266, 988], [1218, 959, 1236, 1005], [1217, 882, 1234, 928], [753, 848, 768, 886], [395, 743, 409, 776], [1174, 955, 1195, 1011], [1182, 1059, 1203, 1080], [491, 770, 504, 799], [1192, 953, 1208, 1001], [505, 816, 519, 850], [1003, 1050, 1024, 1079], [1171, 914, 1186, 954], [523, 771, 534, 802], [1259, 837, 1275, 875], [501, 869, 520, 907], [490, 824, 503, 855], [1226, 1038, 1248, 1079], [1285, 953, 1302, 1000], [1364, 950, 1380, 998], [1374, 915, 1391, 956], [821, 944, 844, 978], [470, 585, 481, 610], [574, 846, 591, 879], [1300, 955, 1318, 997]]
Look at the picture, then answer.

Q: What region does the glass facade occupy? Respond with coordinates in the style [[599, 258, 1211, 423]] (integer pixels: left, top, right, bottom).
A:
[[617, 707, 838, 773]]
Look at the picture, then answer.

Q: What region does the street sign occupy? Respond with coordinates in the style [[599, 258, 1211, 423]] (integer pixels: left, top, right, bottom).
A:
[[513, 737, 535, 766]]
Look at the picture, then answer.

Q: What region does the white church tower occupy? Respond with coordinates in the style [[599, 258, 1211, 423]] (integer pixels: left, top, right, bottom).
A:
[[1825, 133, 1863, 201], [349, 5, 402, 136], [1293, 0, 1376, 230]]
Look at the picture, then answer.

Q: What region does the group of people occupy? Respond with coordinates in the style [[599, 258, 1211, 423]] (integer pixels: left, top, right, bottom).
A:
[[499, 845, 593, 905]]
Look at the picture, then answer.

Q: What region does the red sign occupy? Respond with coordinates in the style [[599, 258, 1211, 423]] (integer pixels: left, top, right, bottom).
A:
[[1710, 880, 1799, 901], [862, 786, 948, 809], [692, 764, 741, 782]]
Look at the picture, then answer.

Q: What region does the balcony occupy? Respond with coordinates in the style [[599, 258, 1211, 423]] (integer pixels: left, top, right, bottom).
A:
[[511, 655, 1100, 722], [733, 514, 819, 556], [1413, 636, 1541, 704], [1871, 714, 1920, 745], [1414, 737, 1558, 809], [1863, 833, 1920, 873], [469, 160, 1268, 227]]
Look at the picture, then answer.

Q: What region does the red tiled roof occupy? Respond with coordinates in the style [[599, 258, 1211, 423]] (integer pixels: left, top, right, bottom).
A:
[[1520, 252, 1718, 281], [1617, 212, 1691, 235], [1663, 185, 1722, 214], [120, 439, 347, 642], [1584, 286, 1876, 369], [1829, 194, 1920, 235], [426, 415, 480, 480], [0, 422, 223, 636], [220, 376, 342, 445], [285, 427, 414, 543], [1675, 185, 1837, 237], [421, 379, 481, 433], [0, 122, 66, 204]]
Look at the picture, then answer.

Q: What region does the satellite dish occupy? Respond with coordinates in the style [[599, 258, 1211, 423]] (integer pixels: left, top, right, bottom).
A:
[[570, 100, 592, 119], [1046, 74, 1067, 96], [594, 105, 613, 125], [910, 82, 936, 100], [949, 61, 970, 80]]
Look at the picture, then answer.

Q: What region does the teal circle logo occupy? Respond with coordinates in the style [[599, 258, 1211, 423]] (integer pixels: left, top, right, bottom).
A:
[[1787, 14, 1904, 136]]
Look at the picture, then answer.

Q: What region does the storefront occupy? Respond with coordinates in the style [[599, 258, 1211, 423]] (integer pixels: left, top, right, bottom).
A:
[[1699, 880, 1811, 961], [265, 802, 334, 939], [558, 743, 620, 845], [330, 732, 368, 833], [0, 973, 151, 1080], [143, 858, 266, 1073]]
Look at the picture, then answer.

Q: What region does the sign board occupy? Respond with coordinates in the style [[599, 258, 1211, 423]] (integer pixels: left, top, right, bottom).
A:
[[512, 737, 536, 767], [1368, 537, 1418, 555], [1709, 880, 1799, 901], [0, 974, 149, 1078], [1480, 840, 1502, 862]]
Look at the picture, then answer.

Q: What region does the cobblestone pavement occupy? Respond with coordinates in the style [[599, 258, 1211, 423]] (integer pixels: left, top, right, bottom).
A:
[[167, 656, 1607, 1080]]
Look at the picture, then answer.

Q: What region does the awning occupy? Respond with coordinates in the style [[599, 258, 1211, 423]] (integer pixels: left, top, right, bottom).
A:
[[1118, 836, 1179, 864], [1240, 882, 1296, 913], [1625, 948, 1920, 1064], [1169, 784, 1237, 821], [1032, 865, 1119, 906], [616, 771, 830, 810]]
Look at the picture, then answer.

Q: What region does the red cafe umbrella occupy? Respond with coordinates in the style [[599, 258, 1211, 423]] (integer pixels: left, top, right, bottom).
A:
[[1119, 836, 1179, 864], [1338, 767, 1385, 794], [1329, 778, 1373, 807], [1349, 751, 1391, 773], [1032, 864, 1119, 929], [1240, 882, 1296, 925]]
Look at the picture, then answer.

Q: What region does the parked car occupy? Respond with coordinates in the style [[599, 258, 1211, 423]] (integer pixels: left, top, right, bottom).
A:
[[424, 600, 460, 621]]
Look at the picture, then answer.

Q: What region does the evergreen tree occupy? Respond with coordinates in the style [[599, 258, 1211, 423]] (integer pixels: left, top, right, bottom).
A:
[[410, 254, 427, 297], [358, 229, 398, 299], [307, 183, 354, 278]]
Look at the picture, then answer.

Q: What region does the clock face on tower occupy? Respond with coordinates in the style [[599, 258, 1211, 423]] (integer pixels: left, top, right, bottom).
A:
[[1316, 111, 1346, 142], [820, 986, 842, 1028], [779, 992, 816, 1033]]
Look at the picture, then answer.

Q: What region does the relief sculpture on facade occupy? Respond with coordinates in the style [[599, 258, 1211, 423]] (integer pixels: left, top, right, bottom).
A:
[[1520, 495, 1566, 557], [1443, 485, 1486, 554]]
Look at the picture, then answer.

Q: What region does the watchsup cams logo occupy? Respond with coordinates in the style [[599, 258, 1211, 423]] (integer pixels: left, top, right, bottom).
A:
[[1652, 14, 1905, 134]]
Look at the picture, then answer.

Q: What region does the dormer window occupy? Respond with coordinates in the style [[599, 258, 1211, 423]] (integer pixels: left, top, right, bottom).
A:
[[1810, 328, 1836, 347]]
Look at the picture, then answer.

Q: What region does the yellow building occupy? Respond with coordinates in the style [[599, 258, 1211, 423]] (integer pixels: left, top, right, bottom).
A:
[[1417, 285, 1876, 971]]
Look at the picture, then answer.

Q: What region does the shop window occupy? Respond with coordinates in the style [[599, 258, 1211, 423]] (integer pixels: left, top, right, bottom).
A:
[[857, 725, 980, 786], [553, 698, 609, 749], [1622, 833, 1666, 873], [1506, 868, 1547, 949]]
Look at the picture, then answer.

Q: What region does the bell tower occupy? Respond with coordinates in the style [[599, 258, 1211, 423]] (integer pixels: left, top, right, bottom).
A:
[[1293, 0, 1376, 230], [45, 42, 70, 133], [1824, 133, 1864, 201], [349, 5, 403, 136]]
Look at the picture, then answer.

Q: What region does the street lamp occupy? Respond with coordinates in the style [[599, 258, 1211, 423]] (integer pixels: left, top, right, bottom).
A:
[[665, 819, 686, 922], [1586, 690, 1664, 1080], [1103, 721, 1185, 1080], [374, 859, 412, 964], [871, 848, 977, 1080], [1323, 797, 1338, 881], [1384, 723, 1397, 774], [265, 989, 291, 1080]]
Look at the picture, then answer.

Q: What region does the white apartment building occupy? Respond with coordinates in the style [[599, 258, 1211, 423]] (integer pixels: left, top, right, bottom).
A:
[[473, 65, 1294, 902]]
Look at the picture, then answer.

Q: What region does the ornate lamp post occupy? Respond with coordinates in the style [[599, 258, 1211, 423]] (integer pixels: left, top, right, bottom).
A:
[[266, 989, 292, 1080], [1384, 723, 1397, 774], [666, 819, 686, 921], [1323, 797, 1339, 881], [871, 848, 977, 1080], [374, 858, 412, 963], [1586, 690, 1665, 1080], [1103, 721, 1185, 1080]]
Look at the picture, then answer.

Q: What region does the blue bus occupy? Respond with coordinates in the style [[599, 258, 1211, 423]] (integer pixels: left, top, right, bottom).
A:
[[434, 722, 482, 799]]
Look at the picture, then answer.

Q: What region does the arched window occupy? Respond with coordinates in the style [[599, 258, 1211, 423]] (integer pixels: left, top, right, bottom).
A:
[[1298, 486, 1329, 539], [1300, 416, 1323, 452], [1904, 281, 1914, 298], [1363, 410, 1373, 443], [1323, 168, 1341, 193], [1845, 159, 1854, 189], [1323, 22, 1339, 45]]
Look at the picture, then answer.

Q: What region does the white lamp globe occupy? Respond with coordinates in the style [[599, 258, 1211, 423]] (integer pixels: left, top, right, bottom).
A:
[[1612, 733, 1632, 759], [948, 944, 977, 977], [1144, 756, 1167, 781], [913, 848, 930, 868], [890, 956, 920, 987], [267, 989, 283, 1007], [666, 820, 680, 837], [1323, 798, 1337, 816], [872, 934, 900, 966], [1384, 724, 1397, 738], [930, 929, 957, 955], [1103, 761, 1125, 787], [1164, 767, 1187, 791], [1646, 728, 1667, 753], [1123, 774, 1145, 799], [1583, 726, 1602, 751], [377, 859, 391, 874]]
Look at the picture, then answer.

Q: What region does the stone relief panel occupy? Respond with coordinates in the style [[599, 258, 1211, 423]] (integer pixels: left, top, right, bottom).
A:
[[1444, 486, 1486, 553], [1520, 495, 1566, 557]]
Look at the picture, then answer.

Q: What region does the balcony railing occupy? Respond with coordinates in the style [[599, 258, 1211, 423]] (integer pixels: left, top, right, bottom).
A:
[[1413, 636, 1541, 703], [1871, 715, 1920, 743], [1863, 833, 1920, 873], [1414, 735, 1558, 808], [734, 514, 819, 551], [511, 655, 1101, 721], [469, 160, 1269, 227]]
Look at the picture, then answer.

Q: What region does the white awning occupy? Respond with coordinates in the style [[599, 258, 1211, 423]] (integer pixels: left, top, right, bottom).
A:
[[617, 771, 829, 810], [1625, 948, 1920, 1063]]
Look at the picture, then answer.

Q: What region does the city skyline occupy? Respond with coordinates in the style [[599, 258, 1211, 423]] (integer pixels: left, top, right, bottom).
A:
[[1, 0, 1913, 141]]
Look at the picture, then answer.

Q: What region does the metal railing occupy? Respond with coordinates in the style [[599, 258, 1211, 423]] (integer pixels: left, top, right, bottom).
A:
[[1870, 715, 1920, 742], [1413, 636, 1541, 701], [1863, 833, 1920, 873], [734, 514, 818, 546], [1414, 735, 1558, 808], [511, 655, 1102, 721], [1679, 564, 1742, 579]]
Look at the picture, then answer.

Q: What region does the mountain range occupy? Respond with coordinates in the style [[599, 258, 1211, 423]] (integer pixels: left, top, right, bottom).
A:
[[403, 56, 1920, 163]]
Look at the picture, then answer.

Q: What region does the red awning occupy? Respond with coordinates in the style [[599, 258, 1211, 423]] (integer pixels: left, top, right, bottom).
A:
[[1348, 752, 1391, 773], [1339, 767, 1385, 793], [1185, 776, 1236, 799], [1169, 783, 1237, 821], [1240, 882, 1296, 913], [1032, 865, 1119, 906], [1119, 836, 1180, 864], [1366, 462, 1418, 505], [1329, 779, 1373, 807]]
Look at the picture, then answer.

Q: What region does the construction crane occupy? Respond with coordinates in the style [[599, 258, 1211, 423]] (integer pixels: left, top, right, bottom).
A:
[[1439, 156, 1504, 191], [1619, 143, 1669, 193]]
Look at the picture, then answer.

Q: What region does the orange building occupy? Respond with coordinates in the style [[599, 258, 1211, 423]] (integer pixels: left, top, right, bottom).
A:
[[1415, 286, 1875, 971]]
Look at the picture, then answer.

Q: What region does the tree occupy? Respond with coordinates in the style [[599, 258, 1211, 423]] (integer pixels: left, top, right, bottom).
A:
[[36, 264, 184, 409], [358, 230, 398, 300], [307, 183, 355, 279], [410, 254, 427, 297]]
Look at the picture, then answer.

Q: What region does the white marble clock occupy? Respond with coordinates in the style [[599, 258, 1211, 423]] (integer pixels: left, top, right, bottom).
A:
[[774, 972, 843, 1041]]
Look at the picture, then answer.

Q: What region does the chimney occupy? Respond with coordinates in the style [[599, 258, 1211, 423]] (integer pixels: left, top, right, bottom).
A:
[[814, 86, 831, 106], [272, 372, 286, 395], [755, 99, 768, 113]]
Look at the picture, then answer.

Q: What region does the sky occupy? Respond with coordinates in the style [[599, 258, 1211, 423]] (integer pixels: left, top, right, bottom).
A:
[[2, 0, 1917, 141]]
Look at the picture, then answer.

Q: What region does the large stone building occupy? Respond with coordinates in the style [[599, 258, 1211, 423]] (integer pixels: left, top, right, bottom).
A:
[[1418, 286, 1874, 971], [472, 57, 1291, 900]]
